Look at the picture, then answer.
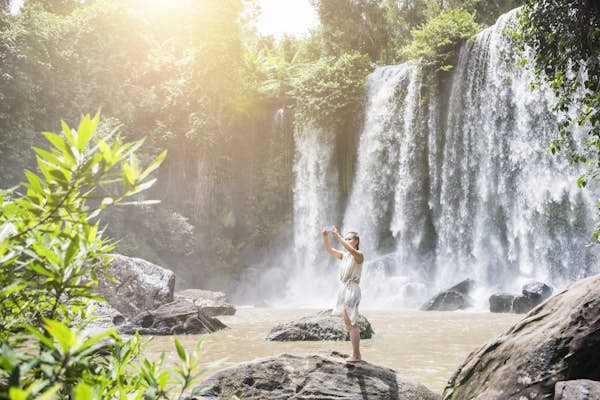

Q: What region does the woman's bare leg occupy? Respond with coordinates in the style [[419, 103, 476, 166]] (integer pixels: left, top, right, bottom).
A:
[[343, 310, 361, 362]]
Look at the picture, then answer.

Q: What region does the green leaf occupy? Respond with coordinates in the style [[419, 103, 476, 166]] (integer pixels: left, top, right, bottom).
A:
[[37, 384, 61, 400], [64, 236, 80, 267], [73, 382, 93, 400], [138, 150, 167, 181], [44, 319, 77, 355], [42, 132, 69, 154], [122, 163, 136, 186], [24, 170, 44, 194], [125, 178, 157, 197], [76, 114, 97, 152], [61, 120, 75, 145], [174, 336, 186, 362]]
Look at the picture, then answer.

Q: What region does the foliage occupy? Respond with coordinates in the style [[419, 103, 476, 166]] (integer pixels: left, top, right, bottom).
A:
[[291, 52, 373, 131], [513, 0, 600, 242], [0, 113, 165, 335], [401, 8, 482, 75], [0, 0, 529, 289], [311, 0, 392, 62], [0, 319, 213, 399], [0, 115, 218, 399]]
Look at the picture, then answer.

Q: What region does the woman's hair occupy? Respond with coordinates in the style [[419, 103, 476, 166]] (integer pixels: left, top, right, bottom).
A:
[[347, 231, 360, 250]]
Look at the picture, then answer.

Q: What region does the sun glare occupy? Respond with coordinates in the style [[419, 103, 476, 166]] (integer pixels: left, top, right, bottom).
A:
[[256, 0, 318, 38]]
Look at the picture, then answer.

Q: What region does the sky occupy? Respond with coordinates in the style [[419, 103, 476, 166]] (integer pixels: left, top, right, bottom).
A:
[[9, 0, 319, 38], [255, 0, 318, 38]]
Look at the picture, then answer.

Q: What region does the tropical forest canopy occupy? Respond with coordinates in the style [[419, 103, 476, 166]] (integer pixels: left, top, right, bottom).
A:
[[4, 0, 600, 292]]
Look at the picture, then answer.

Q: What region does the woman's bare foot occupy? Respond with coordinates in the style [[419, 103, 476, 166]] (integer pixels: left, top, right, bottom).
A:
[[345, 356, 362, 363]]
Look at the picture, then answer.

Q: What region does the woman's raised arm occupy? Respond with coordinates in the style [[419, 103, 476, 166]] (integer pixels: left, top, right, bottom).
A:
[[322, 229, 343, 260]]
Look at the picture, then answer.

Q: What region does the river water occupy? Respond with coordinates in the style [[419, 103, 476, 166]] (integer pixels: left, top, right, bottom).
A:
[[147, 308, 520, 394]]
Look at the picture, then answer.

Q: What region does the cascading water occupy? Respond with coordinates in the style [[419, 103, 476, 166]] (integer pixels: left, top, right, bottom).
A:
[[285, 125, 341, 307], [434, 10, 598, 297], [281, 8, 599, 309]]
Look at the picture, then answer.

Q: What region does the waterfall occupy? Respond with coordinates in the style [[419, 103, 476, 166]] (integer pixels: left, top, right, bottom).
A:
[[434, 10, 598, 294], [284, 124, 340, 307], [285, 8, 599, 309]]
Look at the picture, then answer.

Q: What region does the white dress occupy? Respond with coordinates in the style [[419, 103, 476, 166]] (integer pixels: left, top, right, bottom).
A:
[[334, 252, 363, 326]]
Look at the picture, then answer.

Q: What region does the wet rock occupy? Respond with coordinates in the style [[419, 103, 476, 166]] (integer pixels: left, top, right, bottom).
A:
[[266, 309, 374, 341], [421, 279, 475, 311], [512, 294, 538, 314], [489, 293, 515, 313], [119, 301, 227, 335], [555, 380, 600, 400], [92, 254, 175, 318], [80, 301, 125, 332], [175, 289, 236, 316], [522, 281, 553, 301], [190, 351, 440, 400], [442, 274, 600, 400], [512, 281, 554, 314]]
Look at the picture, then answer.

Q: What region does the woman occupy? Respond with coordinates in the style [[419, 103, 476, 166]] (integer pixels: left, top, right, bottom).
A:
[[322, 227, 364, 363]]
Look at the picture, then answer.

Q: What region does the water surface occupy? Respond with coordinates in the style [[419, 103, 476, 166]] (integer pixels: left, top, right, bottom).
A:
[[147, 308, 520, 394]]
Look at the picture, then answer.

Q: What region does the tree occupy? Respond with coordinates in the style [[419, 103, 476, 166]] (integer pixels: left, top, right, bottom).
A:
[[311, 0, 392, 62], [514, 0, 600, 241], [401, 8, 481, 75]]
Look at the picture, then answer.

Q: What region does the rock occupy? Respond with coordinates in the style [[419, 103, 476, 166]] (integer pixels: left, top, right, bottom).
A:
[[442, 274, 600, 400], [190, 351, 440, 400], [79, 301, 126, 332], [489, 293, 515, 313], [92, 254, 175, 318], [266, 310, 374, 341], [119, 301, 227, 335], [421, 279, 475, 311], [512, 281, 554, 314], [175, 289, 236, 316], [555, 380, 600, 400], [512, 294, 538, 314], [522, 281, 553, 301]]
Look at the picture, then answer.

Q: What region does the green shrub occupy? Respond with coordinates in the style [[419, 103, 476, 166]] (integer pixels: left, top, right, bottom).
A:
[[401, 8, 482, 74], [291, 52, 373, 132], [0, 114, 215, 399]]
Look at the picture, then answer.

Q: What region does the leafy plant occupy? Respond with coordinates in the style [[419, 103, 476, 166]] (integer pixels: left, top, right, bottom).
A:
[[0, 114, 221, 399], [291, 52, 373, 132], [401, 8, 482, 76], [0, 113, 166, 336], [0, 319, 213, 399]]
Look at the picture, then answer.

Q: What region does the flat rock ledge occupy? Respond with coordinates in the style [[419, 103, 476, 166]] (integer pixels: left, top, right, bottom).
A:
[[266, 309, 374, 341], [175, 289, 236, 316], [443, 274, 600, 400], [119, 300, 227, 335], [189, 351, 440, 400]]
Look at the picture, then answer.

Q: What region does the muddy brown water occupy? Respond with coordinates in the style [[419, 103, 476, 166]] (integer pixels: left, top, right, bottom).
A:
[[145, 307, 520, 394]]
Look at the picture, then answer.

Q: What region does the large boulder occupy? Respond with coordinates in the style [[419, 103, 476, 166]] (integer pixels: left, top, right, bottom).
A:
[[119, 301, 227, 335], [442, 274, 600, 400], [266, 310, 374, 341], [522, 281, 553, 301], [489, 282, 554, 314], [554, 380, 600, 400], [190, 351, 439, 400], [92, 254, 175, 318], [489, 293, 515, 313], [512, 281, 553, 314], [175, 289, 236, 316], [421, 279, 475, 311]]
